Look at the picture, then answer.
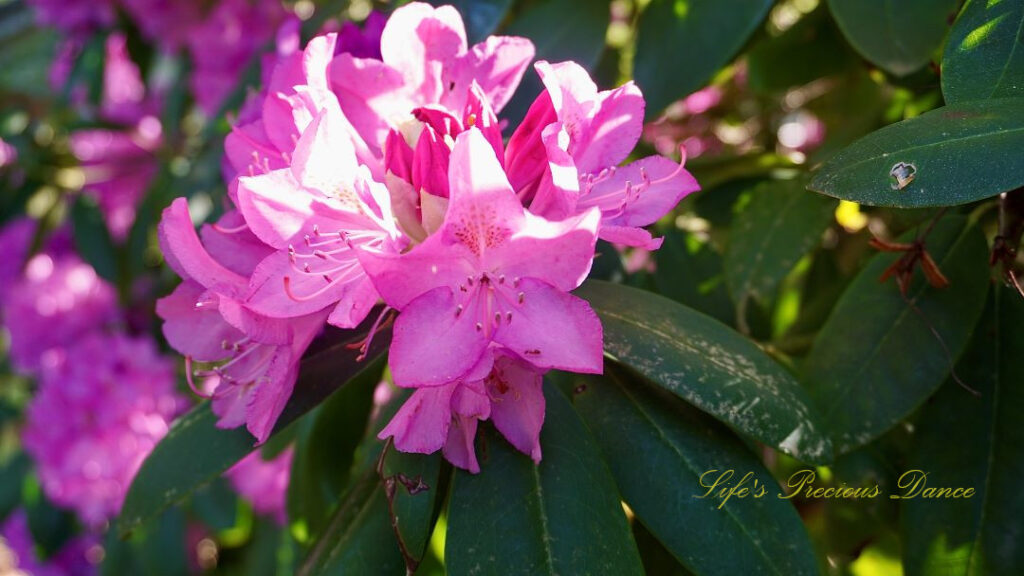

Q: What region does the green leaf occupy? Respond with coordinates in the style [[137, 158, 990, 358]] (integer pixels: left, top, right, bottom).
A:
[[117, 325, 391, 536], [902, 286, 1024, 576], [578, 280, 833, 464], [633, 0, 773, 118], [809, 98, 1024, 207], [71, 195, 119, 284], [502, 0, 611, 124], [297, 468, 405, 576], [725, 178, 838, 313], [434, 0, 512, 44], [0, 452, 30, 523], [379, 449, 443, 570], [942, 0, 1024, 103], [653, 229, 735, 326], [24, 474, 75, 558], [747, 6, 858, 94], [288, 356, 383, 540], [446, 382, 643, 576], [803, 216, 989, 454], [572, 365, 818, 575], [827, 0, 958, 76]]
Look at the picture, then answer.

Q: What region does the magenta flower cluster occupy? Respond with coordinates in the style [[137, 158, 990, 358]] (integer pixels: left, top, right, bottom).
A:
[[0, 220, 184, 531], [158, 3, 699, 472]]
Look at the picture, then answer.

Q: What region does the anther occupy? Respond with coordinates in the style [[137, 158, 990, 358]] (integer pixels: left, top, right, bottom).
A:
[[505, 312, 513, 323], [517, 292, 525, 304], [494, 312, 502, 324], [475, 322, 483, 332], [455, 305, 463, 317], [498, 275, 505, 284]]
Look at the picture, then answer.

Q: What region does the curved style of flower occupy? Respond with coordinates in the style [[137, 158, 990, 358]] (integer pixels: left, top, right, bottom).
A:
[[157, 2, 699, 472], [22, 332, 184, 527]]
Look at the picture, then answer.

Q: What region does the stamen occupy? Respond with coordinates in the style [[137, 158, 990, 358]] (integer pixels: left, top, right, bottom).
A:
[[517, 292, 525, 304], [211, 221, 249, 234]]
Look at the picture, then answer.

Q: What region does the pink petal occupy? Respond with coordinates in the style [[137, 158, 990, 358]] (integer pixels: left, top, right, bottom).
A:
[[451, 379, 490, 420], [411, 126, 451, 198], [158, 198, 248, 297], [599, 225, 664, 250], [489, 354, 545, 463], [494, 208, 600, 292], [380, 3, 468, 104], [494, 278, 603, 374], [245, 250, 344, 318], [289, 105, 358, 197], [443, 414, 480, 473], [505, 90, 557, 201], [573, 82, 644, 173], [199, 211, 274, 277], [326, 275, 380, 329], [156, 280, 241, 362], [390, 286, 488, 387], [444, 35, 535, 113], [378, 383, 457, 453], [356, 237, 472, 310], [245, 352, 297, 444], [526, 122, 579, 220], [582, 154, 698, 228], [442, 128, 525, 256]]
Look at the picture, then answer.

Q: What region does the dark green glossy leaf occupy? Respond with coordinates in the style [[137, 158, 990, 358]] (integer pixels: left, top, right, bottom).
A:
[[502, 0, 611, 125], [725, 178, 837, 312], [747, 6, 857, 94], [446, 382, 643, 576], [809, 98, 1024, 207], [136, 507, 189, 576], [435, 0, 512, 44], [117, 325, 391, 536], [902, 286, 1024, 575], [943, 0, 1024, 103], [71, 195, 119, 284], [379, 449, 442, 570], [288, 356, 382, 540], [803, 216, 989, 454], [571, 366, 819, 576], [827, 0, 957, 76], [653, 229, 735, 326], [297, 469, 404, 576], [634, 0, 773, 118], [578, 280, 833, 464]]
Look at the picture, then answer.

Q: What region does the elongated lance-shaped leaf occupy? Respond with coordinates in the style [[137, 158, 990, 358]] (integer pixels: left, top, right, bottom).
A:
[[571, 365, 819, 576], [809, 98, 1024, 208], [725, 178, 838, 311], [633, 0, 773, 118], [902, 286, 1024, 575], [943, 0, 1024, 103], [578, 280, 833, 464], [446, 381, 644, 576], [828, 0, 958, 76], [117, 323, 391, 536], [803, 216, 989, 454]]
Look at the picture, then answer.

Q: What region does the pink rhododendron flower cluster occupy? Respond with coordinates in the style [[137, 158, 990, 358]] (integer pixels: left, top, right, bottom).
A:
[[0, 219, 184, 528], [0, 510, 98, 576], [225, 448, 294, 525], [22, 332, 184, 527], [0, 224, 117, 374], [158, 3, 699, 472]]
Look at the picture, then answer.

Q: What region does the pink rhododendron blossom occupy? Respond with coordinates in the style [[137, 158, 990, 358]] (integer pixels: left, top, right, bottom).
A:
[[156, 199, 326, 443], [225, 448, 293, 525], [22, 332, 184, 527], [379, 352, 544, 472], [1, 248, 117, 374], [358, 129, 603, 387], [0, 511, 98, 576], [507, 60, 700, 249], [0, 137, 16, 169], [236, 105, 405, 328], [158, 3, 697, 471]]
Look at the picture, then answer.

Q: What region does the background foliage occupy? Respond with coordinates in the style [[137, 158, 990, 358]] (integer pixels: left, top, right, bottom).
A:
[[1, 0, 1022, 574]]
